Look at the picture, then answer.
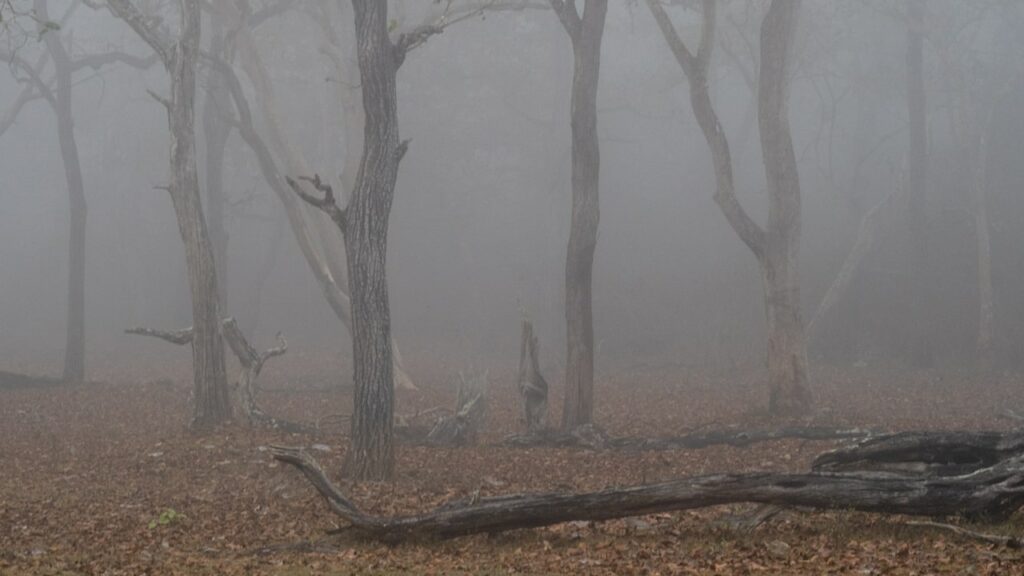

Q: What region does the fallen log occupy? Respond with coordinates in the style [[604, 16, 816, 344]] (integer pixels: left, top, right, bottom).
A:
[[270, 431, 1024, 542], [504, 425, 873, 451], [812, 430, 1024, 476], [0, 370, 67, 390]]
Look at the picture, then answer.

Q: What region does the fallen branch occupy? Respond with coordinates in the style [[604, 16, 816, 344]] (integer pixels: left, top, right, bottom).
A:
[[504, 425, 873, 452], [907, 520, 1023, 549], [270, 432, 1024, 542], [0, 370, 67, 390]]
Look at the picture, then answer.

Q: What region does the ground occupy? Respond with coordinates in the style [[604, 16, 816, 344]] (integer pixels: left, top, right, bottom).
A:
[[1, 352, 1023, 575]]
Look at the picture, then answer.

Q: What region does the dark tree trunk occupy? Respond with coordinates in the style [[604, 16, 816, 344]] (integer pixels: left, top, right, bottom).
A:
[[201, 20, 232, 309], [906, 0, 933, 367], [758, 0, 811, 416], [550, 0, 608, 431], [37, 0, 86, 383]]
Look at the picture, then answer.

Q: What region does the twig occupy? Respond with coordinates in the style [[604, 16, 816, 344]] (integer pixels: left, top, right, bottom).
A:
[[907, 520, 1023, 548]]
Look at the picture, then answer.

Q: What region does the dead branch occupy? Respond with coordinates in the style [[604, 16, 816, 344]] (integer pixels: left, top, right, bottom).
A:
[[126, 320, 312, 433], [906, 520, 1023, 549], [517, 316, 548, 433], [125, 326, 194, 345], [271, 430, 1024, 542], [504, 425, 873, 452]]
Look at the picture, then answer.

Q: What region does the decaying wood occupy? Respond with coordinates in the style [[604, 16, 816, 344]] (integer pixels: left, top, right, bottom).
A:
[[517, 317, 548, 432], [505, 425, 872, 451], [271, 430, 1024, 542]]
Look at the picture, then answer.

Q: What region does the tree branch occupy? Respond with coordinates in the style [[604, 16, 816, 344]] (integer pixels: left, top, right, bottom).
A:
[[106, 0, 173, 66], [549, 0, 581, 38], [285, 174, 347, 234], [125, 326, 194, 345]]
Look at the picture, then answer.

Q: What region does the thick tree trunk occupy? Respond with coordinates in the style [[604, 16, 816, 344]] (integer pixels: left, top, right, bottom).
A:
[[341, 0, 404, 480], [170, 0, 230, 427], [518, 317, 548, 432], [758, 0, 811, 416], [551, 0, 608, 431], [201, 21, 232, 309], [906, 0, 933, 367], [271, 430, 1024, 542]]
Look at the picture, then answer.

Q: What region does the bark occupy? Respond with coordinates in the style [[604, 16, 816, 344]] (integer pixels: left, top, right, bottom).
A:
[[905, 0, 933, 367], [758, 0, 811, 417], [201, 15, 232, 309], [109, 0, 231, 428], [646, 0, 810, 415], [517, 316, 548, 432], [271, 430, 1024, 542], [36, 0, 86, 383], [291, 0, 424, 480], [550, 0, 608, 431]]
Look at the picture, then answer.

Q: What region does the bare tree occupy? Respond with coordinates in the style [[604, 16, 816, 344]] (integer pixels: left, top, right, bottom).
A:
[[647, 0, 811, 416], [549, 0, 608, 431], [1, 1, 154, 383], [289, 0, 435, 480], [107, 0, 230, 427]]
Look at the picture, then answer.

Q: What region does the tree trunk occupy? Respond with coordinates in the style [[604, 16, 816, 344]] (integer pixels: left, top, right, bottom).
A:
[[906, 0, 933, 367], [201, 19, 232, 309], [341, 0, 404, 480], [551, 0, 608, 431], [758, 0, 811, 416], [37, 0, 86, 383], [170, 0, 230, 427]]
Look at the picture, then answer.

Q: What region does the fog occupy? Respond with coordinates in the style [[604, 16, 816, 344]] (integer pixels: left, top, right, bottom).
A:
[[3, 0, 1024, 379]]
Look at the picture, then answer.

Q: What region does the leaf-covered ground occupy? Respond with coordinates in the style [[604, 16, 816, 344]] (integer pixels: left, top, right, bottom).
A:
[[2, 352, 1023, 575]]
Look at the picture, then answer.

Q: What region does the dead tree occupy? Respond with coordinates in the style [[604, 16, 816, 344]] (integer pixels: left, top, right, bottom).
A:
[[424, 372, 488, 447], [107, 0, 230, 427], [126, 319, 305, 431], [647, 0, 812, 416], [1, 1, 154, 383], [271, 429, 1024, 542], [517, 317, 548, 432], [550, 0, 608, 431]]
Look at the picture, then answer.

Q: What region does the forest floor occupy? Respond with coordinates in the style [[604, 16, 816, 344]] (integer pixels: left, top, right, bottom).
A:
[[2, 352, 1024, 575]]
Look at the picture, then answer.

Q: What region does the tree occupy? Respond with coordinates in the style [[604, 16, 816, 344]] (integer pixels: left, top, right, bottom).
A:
[[290, 0, 423, 481], [1, 0, 153, 383], [204, 0, 417, 391], [549, 0, 608, 431], [647, 0, 812, 416], [107, 0, 230, 427]]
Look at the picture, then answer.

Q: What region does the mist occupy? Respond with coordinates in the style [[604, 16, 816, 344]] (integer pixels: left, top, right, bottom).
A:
[[3, 0, 1024, 572]]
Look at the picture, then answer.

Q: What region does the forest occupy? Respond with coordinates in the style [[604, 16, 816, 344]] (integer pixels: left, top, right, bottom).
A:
[[2, 0, 1024, 574]]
